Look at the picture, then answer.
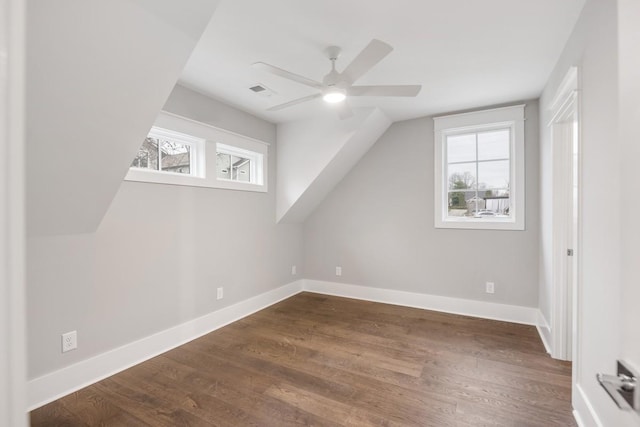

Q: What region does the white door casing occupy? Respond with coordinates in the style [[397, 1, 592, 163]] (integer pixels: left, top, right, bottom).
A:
[[0, 0, 27, 425], [547, 67, 580, 362]]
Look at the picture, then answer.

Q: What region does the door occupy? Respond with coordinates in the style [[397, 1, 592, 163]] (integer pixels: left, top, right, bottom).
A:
[[590, 1, 640, 424], [604, 0, 640, 424]]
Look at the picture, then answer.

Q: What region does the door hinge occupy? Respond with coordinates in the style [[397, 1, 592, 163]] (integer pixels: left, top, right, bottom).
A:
[[567, 249, 574, 256]]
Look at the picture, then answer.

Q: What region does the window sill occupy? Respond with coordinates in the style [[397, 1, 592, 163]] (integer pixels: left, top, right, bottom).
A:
[[124, 169, 267, 193], [435, 217, 524, 231]]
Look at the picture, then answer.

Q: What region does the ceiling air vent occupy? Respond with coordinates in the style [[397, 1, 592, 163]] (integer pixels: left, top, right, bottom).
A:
[[248, 83, 276, 98]]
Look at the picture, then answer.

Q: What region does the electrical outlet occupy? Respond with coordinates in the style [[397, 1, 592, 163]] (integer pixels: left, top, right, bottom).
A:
[[335, 266, 342, 277], [486, 282, 495, 294], [291, 265, 297, 275], [217, 287, 224, 300], [62, 331, 77, 353]]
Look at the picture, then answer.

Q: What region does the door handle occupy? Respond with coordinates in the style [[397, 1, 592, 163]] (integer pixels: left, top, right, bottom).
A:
[[597, 360, 639, 412]]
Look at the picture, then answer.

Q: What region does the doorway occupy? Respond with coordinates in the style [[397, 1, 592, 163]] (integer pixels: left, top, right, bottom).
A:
[[548, 67, 580, 362]]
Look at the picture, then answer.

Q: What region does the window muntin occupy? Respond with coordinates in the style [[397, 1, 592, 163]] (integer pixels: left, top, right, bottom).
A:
[[434, 105, 525, 230], [446, 127, 511, 218]]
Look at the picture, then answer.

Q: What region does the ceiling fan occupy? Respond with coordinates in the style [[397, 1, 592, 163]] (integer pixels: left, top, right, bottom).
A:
[[253, 39, 422, 119]]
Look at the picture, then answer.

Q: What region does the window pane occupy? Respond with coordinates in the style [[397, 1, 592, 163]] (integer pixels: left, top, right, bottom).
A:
[[447, 162, 476, 191], [131, 137, 159, 170], [160, 140, 191, 174], [478, 160, 509, 190], [231, 155, 251, 182], [447, 189, 475, 216], [484, 195, 511, 216], [217, 152, 231, 180], [218, 152, 253, 182], [132, 149, 149, 169], [447, 133, 476, 163], [478, 129, 509, 161]]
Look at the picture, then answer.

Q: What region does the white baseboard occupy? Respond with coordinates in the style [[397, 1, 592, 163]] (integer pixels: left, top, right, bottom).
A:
[[28, 278, 549, 411], [536, 311, 552, 354], [573, 409, 586, 427], [302, 279, 539, 325], [573, 383, 603, 427], [27, 280, 304, 411]]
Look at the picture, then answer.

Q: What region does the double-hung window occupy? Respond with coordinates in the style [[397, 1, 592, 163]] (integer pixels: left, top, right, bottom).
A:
[[434, 105, 525, 230]]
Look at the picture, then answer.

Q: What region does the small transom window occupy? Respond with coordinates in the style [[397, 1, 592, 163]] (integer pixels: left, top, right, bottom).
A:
[[216, 143, 263, 185], [130, 127, 204, 177], [125, 112, 268, 192]]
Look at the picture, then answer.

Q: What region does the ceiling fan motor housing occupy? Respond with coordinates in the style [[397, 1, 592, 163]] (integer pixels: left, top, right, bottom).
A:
[[322, 63, 347, 103], [324, 45, 341, 61], [322, 69, 346, 88]]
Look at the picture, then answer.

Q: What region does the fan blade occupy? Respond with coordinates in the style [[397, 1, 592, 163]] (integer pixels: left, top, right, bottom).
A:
[[349, 85, 422, 97], [253, 62, 323, 89], [336, 101, 354, 120], [267, 93, 321, 111], [341, 39, 393, 83]]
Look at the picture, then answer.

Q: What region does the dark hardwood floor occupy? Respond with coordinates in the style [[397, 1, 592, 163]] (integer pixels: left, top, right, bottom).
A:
[[31, 292, 575, 426]]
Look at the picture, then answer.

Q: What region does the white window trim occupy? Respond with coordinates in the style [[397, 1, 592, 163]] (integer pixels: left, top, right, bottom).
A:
[[129, 126, 205, 178], [433, 104, 525, 230], [125, 111, 269, 193]]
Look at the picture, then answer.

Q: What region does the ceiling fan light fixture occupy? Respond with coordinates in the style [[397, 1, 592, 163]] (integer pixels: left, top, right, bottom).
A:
[[323, 88, 346, 103]]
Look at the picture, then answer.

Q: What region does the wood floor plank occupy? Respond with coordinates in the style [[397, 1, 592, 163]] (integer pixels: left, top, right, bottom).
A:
[[268, 295, 554, 370], [115, 361, 263, 426], [30, 399, 87, 427], [238, 314, 430, 372], [58, 387, 148, 426], [156, 350, 334, 426], [208, 324, 427, 383], [421, 354, 571, 401], [187, 324, 462, 422], [186, 338, 458, 425], [31, 292, 576, 426]]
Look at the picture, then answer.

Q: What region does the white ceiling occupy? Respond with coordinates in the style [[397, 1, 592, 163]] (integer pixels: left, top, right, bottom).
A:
[[179, 0, 585, 124]]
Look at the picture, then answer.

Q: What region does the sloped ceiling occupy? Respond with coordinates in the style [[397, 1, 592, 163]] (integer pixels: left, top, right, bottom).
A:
[[277, 108, 391, 223], [179, 0, 586, 123], [175, 0, 585, 226], [26, 0, 220, 236]]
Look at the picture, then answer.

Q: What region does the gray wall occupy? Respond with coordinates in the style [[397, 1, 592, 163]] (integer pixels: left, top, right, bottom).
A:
[[164, 84, 275, 143], [26, 1, 218, 237], [27, 85, 303, 379], [303, 101, 539, 308]]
